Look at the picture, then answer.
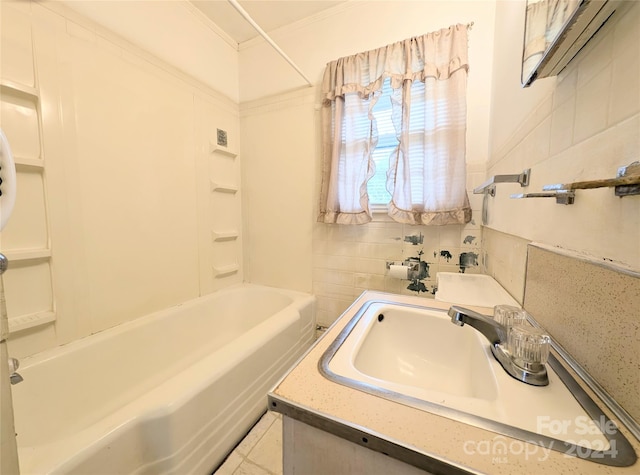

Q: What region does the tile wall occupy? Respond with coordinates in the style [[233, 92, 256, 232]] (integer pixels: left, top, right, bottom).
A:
[[312, 165, 486, 327], [486, 1, 639, 270]]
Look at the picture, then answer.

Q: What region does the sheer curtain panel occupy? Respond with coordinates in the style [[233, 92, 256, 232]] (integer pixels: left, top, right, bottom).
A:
[[318, 24, 472, 225]]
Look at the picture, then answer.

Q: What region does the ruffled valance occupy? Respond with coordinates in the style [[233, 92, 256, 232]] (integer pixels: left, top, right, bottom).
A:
[[322, 23, 470, 103]]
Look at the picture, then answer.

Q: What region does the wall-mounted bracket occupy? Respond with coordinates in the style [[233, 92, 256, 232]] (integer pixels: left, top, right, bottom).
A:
[[615, 162, 640, 196], [474, 169, 530, 195], [510, 190, 575, 205], [542, 161, 640, 197]]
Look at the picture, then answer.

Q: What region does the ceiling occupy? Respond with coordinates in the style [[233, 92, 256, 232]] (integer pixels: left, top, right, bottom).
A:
[[190, 0, 347, 44]]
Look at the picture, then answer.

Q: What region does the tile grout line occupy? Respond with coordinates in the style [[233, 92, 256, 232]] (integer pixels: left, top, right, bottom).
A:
[[242, 413, 283, 475], [229, 412, 282, 475]]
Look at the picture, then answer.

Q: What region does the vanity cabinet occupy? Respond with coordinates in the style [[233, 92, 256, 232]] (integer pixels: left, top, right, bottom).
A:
[[282, 416, 434, 475]]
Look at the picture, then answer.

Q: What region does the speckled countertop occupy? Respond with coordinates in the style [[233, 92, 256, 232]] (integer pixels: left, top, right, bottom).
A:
[[268, 290, 640, 475]]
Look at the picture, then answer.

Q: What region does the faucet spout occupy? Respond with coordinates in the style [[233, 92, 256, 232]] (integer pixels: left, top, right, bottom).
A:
[[448, 305, 506, 345], [448, 305, 549, 386]]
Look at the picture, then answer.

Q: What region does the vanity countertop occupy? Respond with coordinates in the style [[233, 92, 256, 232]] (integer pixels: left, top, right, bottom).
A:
[[268, 290, 640, 475]]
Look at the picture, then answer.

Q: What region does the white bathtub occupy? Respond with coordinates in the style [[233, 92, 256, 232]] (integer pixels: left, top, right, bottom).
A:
[[11, 284, 316, 474]]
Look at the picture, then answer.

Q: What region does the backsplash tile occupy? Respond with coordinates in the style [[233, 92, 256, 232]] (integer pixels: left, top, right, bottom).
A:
[[524, 244, 640, 424], [482, 228, 529, 304], [312, 217, 482, 327]]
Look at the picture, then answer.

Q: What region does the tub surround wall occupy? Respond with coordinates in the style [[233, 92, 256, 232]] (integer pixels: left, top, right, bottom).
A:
[[524, 244, 640, 426], [1, 1, 242, 358]]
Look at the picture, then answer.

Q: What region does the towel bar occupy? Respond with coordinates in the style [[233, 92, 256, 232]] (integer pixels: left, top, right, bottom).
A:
[[510, 191, 575, 205]]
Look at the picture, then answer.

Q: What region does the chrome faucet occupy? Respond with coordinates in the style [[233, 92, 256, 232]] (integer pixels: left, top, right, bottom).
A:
[[448, 305, 549, 386]]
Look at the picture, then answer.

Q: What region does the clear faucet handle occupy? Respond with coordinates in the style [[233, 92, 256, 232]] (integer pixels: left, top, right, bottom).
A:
[[493, 305, 527, 327], [508, 325, 550, 369]]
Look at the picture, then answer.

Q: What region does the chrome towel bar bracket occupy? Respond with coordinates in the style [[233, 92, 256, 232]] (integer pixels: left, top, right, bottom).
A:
[[542, 161, 640, 197], [510, 190, 575, 205], [473, 169, 531, 195]]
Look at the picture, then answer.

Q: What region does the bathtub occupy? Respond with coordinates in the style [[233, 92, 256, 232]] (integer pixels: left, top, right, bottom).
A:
[[11, 283, 316, 474]]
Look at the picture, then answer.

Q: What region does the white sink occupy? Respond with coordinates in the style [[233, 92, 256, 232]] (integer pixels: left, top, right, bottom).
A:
[[320, 299, 637, 466], [350, 303, 497, 402]]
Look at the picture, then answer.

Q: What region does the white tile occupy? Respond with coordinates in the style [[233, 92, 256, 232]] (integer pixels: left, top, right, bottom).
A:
[[354, 272, 386, 291], [247, 418, 283, 475], [553, 67, 577, 109], [574, 66, 612, 143], [213, 451, 244, 475], [354, 257, 387, 275], [608, 46, 640, 126], [323, 282, 357, 299], [233, 460, 272, 475], [312, 268, 354, 286], [438, 225, 463, 249], [235, 412, 276, 457], [549, 94, 575, 156], [576, 33, 613, 88]]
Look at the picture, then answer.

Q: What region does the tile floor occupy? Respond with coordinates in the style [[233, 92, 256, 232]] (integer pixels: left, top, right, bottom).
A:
[[213, 411, 283, 475]]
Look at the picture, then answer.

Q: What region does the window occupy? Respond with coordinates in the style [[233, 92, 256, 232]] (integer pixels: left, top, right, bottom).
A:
[[318, 24, 473, 225], [367, 79, 394, 207]]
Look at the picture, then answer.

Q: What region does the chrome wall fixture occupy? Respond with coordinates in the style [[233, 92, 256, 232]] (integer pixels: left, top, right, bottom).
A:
[[473, 169, 531, 196], [511, 190, 575, 205], [542, 161, 640, 197], [510, 161, 640, 206]]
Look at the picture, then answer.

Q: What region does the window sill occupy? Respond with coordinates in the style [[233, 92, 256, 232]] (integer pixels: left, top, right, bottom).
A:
[[370, 205, 395, 222]]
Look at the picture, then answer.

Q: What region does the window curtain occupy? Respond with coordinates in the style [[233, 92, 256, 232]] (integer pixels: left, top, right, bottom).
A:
[[318, 24, 472, 225]]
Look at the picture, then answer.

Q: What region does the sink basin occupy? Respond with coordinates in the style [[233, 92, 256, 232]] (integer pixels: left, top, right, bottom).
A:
[[348, 303, 498, 402], [320, 299, 637, 466]]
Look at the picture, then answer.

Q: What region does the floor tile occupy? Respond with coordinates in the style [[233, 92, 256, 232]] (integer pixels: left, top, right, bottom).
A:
[[233, 459, 272, 475], [246, 418, 283, 475], [214, 451, 244, 475], [235, 411, 277, 457], [213, 411, 283, 475]]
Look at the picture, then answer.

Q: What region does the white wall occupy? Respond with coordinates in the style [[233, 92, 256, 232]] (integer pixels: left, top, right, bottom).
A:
[[240, 88, 317, 293], [59, 0, 241, 102], [1, 1, 242, 358], [239, 1, 497, 323], [239, 1, 495, 167], [485, 0, 639, 287]]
